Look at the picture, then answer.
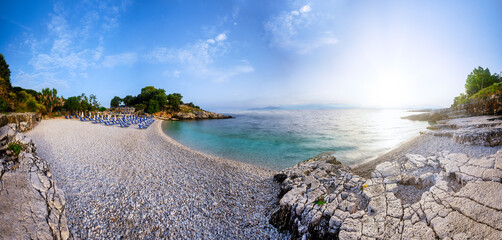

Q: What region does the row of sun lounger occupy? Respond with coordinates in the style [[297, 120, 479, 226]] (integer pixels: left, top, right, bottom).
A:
[[66, 114, 154, 129]]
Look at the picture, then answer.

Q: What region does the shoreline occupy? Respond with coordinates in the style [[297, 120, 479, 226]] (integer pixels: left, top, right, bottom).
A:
[[154, 119, 278, 174], [350, 134, 425, 178], [25, 119, 287, 239]]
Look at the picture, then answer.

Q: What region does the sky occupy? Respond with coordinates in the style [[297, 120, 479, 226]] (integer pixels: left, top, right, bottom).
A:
[[1, 0, 501, 111]]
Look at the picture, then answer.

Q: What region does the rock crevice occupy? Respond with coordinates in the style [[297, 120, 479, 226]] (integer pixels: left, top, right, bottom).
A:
[[0, 123, 70, 240]]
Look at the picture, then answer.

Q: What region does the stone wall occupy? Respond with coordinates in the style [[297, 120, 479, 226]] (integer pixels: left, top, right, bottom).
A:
[[0, 123, 70, 239], [0, 112, 42, 132]]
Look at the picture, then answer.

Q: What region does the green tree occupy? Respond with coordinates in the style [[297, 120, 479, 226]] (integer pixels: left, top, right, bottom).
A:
[[465, 67, 501, 96], [134, 103, 146, 111], [0, 54, 11, 91], [167, 93, 183, 112], [80, 93, 91, 114], [89, 94, 100, 111], [40, 88, 60, 116], [0, 97, 10, 113], [110, 96, 122, 108], [64, 96, 80, 114], [26, 98, 38, 112], [122, 95, 135, 106], [145, 99, 159, 114]]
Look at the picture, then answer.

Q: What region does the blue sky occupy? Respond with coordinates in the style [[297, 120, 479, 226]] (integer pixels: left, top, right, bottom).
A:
[[1, 0, 501, 110]]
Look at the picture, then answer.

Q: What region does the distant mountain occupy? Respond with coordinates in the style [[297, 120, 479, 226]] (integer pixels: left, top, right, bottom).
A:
[[247, 106, 282, 111], [280, 104, 353, 110], [247, 104, 354, 111]]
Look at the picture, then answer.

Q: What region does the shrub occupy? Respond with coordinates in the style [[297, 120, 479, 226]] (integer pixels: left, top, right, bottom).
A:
[[0, 97, 11, 113], [7, 141, 24, 156], [314, 196, 326, 206], [26, 98, 38, 112], [451, 93, 468, 107], [470, 82, 502, 100]]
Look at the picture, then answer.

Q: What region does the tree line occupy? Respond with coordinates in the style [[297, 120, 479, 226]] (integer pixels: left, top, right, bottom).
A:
[[0, 53, 105, 116], [110, 86, 195, 114]]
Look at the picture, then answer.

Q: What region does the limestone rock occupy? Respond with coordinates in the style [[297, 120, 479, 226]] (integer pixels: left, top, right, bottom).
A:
[[0, 125, 70, 240]]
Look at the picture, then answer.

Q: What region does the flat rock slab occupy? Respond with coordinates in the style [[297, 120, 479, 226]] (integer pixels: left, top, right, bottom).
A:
[[0, 171, 53, 239]]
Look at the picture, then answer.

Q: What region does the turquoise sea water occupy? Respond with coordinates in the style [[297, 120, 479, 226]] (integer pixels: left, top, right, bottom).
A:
[[161, 109, 430, 170]]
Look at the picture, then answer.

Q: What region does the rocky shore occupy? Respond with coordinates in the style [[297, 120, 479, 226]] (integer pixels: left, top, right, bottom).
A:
[[270, 116, 502, 239], [154, 109, 232, 121], [0, 122, 70, 239]]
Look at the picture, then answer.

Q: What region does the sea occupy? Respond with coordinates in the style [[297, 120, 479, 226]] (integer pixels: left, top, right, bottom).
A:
[[161, 109, 431, 170]]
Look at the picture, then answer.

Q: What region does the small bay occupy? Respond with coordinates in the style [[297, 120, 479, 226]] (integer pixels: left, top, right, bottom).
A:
[[161, 109, 430, 170]]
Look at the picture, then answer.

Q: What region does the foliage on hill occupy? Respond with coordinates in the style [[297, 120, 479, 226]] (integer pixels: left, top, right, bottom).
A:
[[0, 53, 104, 116], [470, 82, 502, 100], [1, 53, 201, 116], [112, 86, 194, 114], [452, 66, 502, 107]]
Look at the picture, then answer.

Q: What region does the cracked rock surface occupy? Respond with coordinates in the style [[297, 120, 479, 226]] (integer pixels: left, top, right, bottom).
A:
[[271, 116, 502, 239], [425, 116, 502, 147], [0, 124, 70, 240]]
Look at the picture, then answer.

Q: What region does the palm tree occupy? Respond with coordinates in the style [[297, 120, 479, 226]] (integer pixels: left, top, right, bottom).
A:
[[40, 88, 60, 116]]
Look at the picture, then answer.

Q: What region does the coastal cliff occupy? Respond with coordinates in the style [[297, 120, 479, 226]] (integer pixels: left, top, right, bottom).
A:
[[270, 116, 502, 239]]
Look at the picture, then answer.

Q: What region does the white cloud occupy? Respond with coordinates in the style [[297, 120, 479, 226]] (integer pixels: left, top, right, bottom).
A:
[[30, 52, 90, 71], [102, 52, 137, 68], [177, 41, 214, 66], [146, 32, 253, 83], [146, 47, 175, 63], [21, 0, 132, 89], [264, 3, 337, 53], [12, 71, 69, 91], [300, 5, 311, 13], [215, 33, 227, 42], [209, 64, 255, 83], [146, 32, 229, 67], [163, 70, 181, 78]]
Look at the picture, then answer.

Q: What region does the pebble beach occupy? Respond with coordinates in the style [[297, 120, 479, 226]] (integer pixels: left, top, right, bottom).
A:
[[26, 119, 287, 239]]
